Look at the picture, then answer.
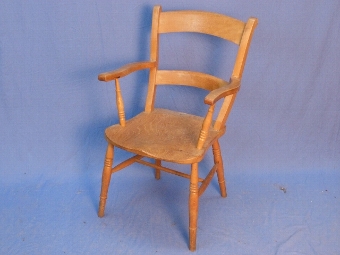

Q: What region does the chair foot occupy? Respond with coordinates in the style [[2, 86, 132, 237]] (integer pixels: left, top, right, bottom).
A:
[[218, 180, 227, 198], [189, 227, 197, 251], [98, 198, 107, 218], [98, 143, 114, 217], [189, 163, 199, 251]]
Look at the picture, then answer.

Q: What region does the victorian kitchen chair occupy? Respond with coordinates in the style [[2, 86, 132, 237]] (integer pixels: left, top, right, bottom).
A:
[[97, 5, 257, 251]]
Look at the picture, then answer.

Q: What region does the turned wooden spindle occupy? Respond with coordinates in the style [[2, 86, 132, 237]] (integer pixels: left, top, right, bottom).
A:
[[197, 105, 215, 149], [115, 79, 126, 127]]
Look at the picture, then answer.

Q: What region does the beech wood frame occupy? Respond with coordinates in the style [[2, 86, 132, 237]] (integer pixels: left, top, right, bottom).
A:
[[97, 5, 257, 251]]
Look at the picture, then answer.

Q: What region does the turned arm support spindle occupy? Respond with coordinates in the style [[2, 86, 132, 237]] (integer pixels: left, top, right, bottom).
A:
[[204, 77, 240, 131], [197, 104, 215, 149], [98, 62, 157, 126], [114, 79, 126, 127]]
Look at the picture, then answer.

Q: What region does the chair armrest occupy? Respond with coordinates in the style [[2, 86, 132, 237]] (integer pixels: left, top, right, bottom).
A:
[[204, 78, 241, 105], [98, 61, 156, 82]]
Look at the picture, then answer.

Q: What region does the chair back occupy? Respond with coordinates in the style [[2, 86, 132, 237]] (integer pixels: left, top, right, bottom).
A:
[[145, 6, 258, 113]]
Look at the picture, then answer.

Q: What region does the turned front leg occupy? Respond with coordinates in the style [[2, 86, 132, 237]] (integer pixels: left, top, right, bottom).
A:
[[98, 143, 114, 217], [189, 163, 199, 251]]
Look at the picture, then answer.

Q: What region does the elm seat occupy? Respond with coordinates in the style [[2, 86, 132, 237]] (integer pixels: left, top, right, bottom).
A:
[[105, 108, 226, 164], [97, 5, 257, 251]]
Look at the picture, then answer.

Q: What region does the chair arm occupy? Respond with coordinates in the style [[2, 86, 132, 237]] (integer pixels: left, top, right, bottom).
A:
[[204, 78, 241, 105], [98, 61, 156, 82]]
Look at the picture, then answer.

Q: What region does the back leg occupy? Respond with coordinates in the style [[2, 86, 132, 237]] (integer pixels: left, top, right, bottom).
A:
[[155, 159, 161, 180], [98, 143, 114, 217], [212, 140, 227, 197]]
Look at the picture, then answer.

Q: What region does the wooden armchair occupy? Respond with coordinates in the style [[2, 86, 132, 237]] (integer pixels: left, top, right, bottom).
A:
[[97, 5, 257, 251]]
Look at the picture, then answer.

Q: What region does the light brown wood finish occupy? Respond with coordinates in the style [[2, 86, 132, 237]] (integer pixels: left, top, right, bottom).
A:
[[98, 61, 156, 81], [204, 77, 240, 105], [114, 79, 126, 127], [156, 70, 228, 91], [158, 11, 246, 44], [212, 140, 227, 197], [135, 158, 204, 182], [145, 6, 161, 113], [213, 93, 238, 131], [105, 108, 225, 164], [232, 18, 258, 79], [111, 155, 143, 174], [98, 143, 114, 218], [154, 159, 161, 180], [197, 105, 215, 149], [189, 163, 199, 251], [198, 164, 218, 197], [97, 5, 257, 251]]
